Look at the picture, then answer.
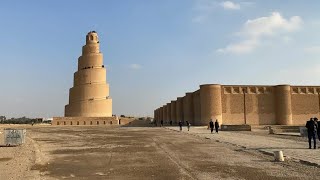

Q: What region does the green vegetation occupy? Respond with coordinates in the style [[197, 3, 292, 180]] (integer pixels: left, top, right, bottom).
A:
[[0, 116, 42, 124]]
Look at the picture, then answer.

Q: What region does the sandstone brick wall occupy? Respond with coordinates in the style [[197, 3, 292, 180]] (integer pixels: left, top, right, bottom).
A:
[[170, 101, 177, 124], [155, 84, 320, 126], [291, 87, 320, 125], [118, 117, 136, 125], [193, 90, 201, 125], [222, 86, 276, 125], [183, 93, 194, 124], [52, 116, 118, 126]]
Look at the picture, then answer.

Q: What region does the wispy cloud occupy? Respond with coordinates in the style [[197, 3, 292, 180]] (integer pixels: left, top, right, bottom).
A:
[[192, 0, 216, 23], [220, 1, 240, 10], [217, 12, 303, 54], [304, 46, 320, 53], [217, 39, 258, 54], [129, 64, 142, 70], [192, 1, 253, 23]]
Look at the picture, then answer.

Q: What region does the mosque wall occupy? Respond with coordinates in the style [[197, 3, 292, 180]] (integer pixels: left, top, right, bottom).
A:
[[156, 84, 320, 126]]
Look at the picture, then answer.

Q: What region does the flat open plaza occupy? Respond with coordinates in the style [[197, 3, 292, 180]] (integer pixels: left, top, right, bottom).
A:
[[1, 125, 320, 180]]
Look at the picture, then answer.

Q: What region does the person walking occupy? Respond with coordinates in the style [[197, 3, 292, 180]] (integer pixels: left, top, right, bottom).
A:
[[187, 121, 191, 131], [209, 119, 214, 134], [160, 120, 163, 127], [306, 117, 317, 149], [215, 119, 220, 133], [179, 120, 183, 131]]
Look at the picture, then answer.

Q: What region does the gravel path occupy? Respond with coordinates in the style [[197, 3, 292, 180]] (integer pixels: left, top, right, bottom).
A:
[[166, 126, 320, 166], [1, 125, 320, 179]]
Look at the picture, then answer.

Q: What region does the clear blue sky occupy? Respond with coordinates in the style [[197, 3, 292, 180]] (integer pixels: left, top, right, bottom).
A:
[[1, 0, 320, 118]]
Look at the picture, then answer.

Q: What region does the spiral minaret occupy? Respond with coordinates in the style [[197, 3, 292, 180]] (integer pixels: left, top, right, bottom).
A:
[[65, 31, 112, 117]]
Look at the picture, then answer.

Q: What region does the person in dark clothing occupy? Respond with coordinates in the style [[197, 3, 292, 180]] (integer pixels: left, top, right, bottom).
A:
[[178, 120, 183, 131], [215, 120, 220, 133], [306, 118, 317, 149], [209, 119, 214, 134], [170, 120, 173, 126], [186, 121, 190, 131], [314, 117, 320, 141], [160, 120, 163, 127]]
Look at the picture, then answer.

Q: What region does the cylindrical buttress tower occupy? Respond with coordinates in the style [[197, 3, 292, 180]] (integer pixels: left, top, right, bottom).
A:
[[159, 107, 163, 121], [200, 84, 222, 125], [163, 105, 167, 122], [171, 100, 177, 124], [176, 97, 183, 123], [183, 93, 194, 124], [275, 85, 292, 125], [193, 90, 201, 125], [167, 103, 171, 123], [156, 109, 159, 121]]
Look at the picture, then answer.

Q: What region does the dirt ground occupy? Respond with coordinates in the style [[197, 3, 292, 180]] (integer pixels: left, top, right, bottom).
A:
[[1, 125, 320, 180]]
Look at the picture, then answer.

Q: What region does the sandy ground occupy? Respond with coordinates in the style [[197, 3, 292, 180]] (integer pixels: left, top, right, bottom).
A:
[[1, 125, 320, 180]]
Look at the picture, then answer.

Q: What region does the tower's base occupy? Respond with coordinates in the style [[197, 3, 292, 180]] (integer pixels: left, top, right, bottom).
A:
[[65, 99, 112, 117], [52, 116, 118, 126]]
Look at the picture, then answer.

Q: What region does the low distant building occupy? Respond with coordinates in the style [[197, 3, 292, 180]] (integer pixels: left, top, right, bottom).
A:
[[43, 118, 53, 124]]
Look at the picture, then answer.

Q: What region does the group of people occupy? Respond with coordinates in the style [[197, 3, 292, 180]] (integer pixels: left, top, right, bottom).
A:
[[209, 119, 220, 134], [155, 119, 220, 134], [177, 119, 220, 133], [178, 120, 191, 131], [306, 117, 320, 149]]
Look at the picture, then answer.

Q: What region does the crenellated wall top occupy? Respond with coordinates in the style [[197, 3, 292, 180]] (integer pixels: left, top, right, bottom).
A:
[[222, 85, 273, 94]]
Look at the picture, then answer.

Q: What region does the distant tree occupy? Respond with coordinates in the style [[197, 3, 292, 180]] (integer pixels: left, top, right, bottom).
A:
[[0, 116, 6, 123], [120, 115, 125, 118], [1, 116, 35, 124]]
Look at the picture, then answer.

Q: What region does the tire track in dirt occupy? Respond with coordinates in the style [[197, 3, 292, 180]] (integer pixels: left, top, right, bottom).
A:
[[150, 137, 198, 180]]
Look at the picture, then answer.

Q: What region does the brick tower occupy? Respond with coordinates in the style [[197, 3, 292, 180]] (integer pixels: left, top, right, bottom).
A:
[[65, 31, 112, 117]]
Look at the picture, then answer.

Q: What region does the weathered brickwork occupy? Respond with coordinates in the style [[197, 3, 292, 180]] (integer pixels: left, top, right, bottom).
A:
[[154, 84, 320, 126], [54, 32, 113, 126], [52, 116, 118, 126]]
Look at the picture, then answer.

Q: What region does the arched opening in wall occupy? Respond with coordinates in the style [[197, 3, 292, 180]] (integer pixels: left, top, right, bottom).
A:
[[84, 121, 86, 125], [90, 121, 93, 125], [70, 121, 73, 125], [90, 35, 94, 41], [57, 122, 60, 125], [77, 121, 79, 125], [97, 121, 99, 125], [110, 121, 113, 124], [64, 121, 66, 125], [104, 121, 106, 125]]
